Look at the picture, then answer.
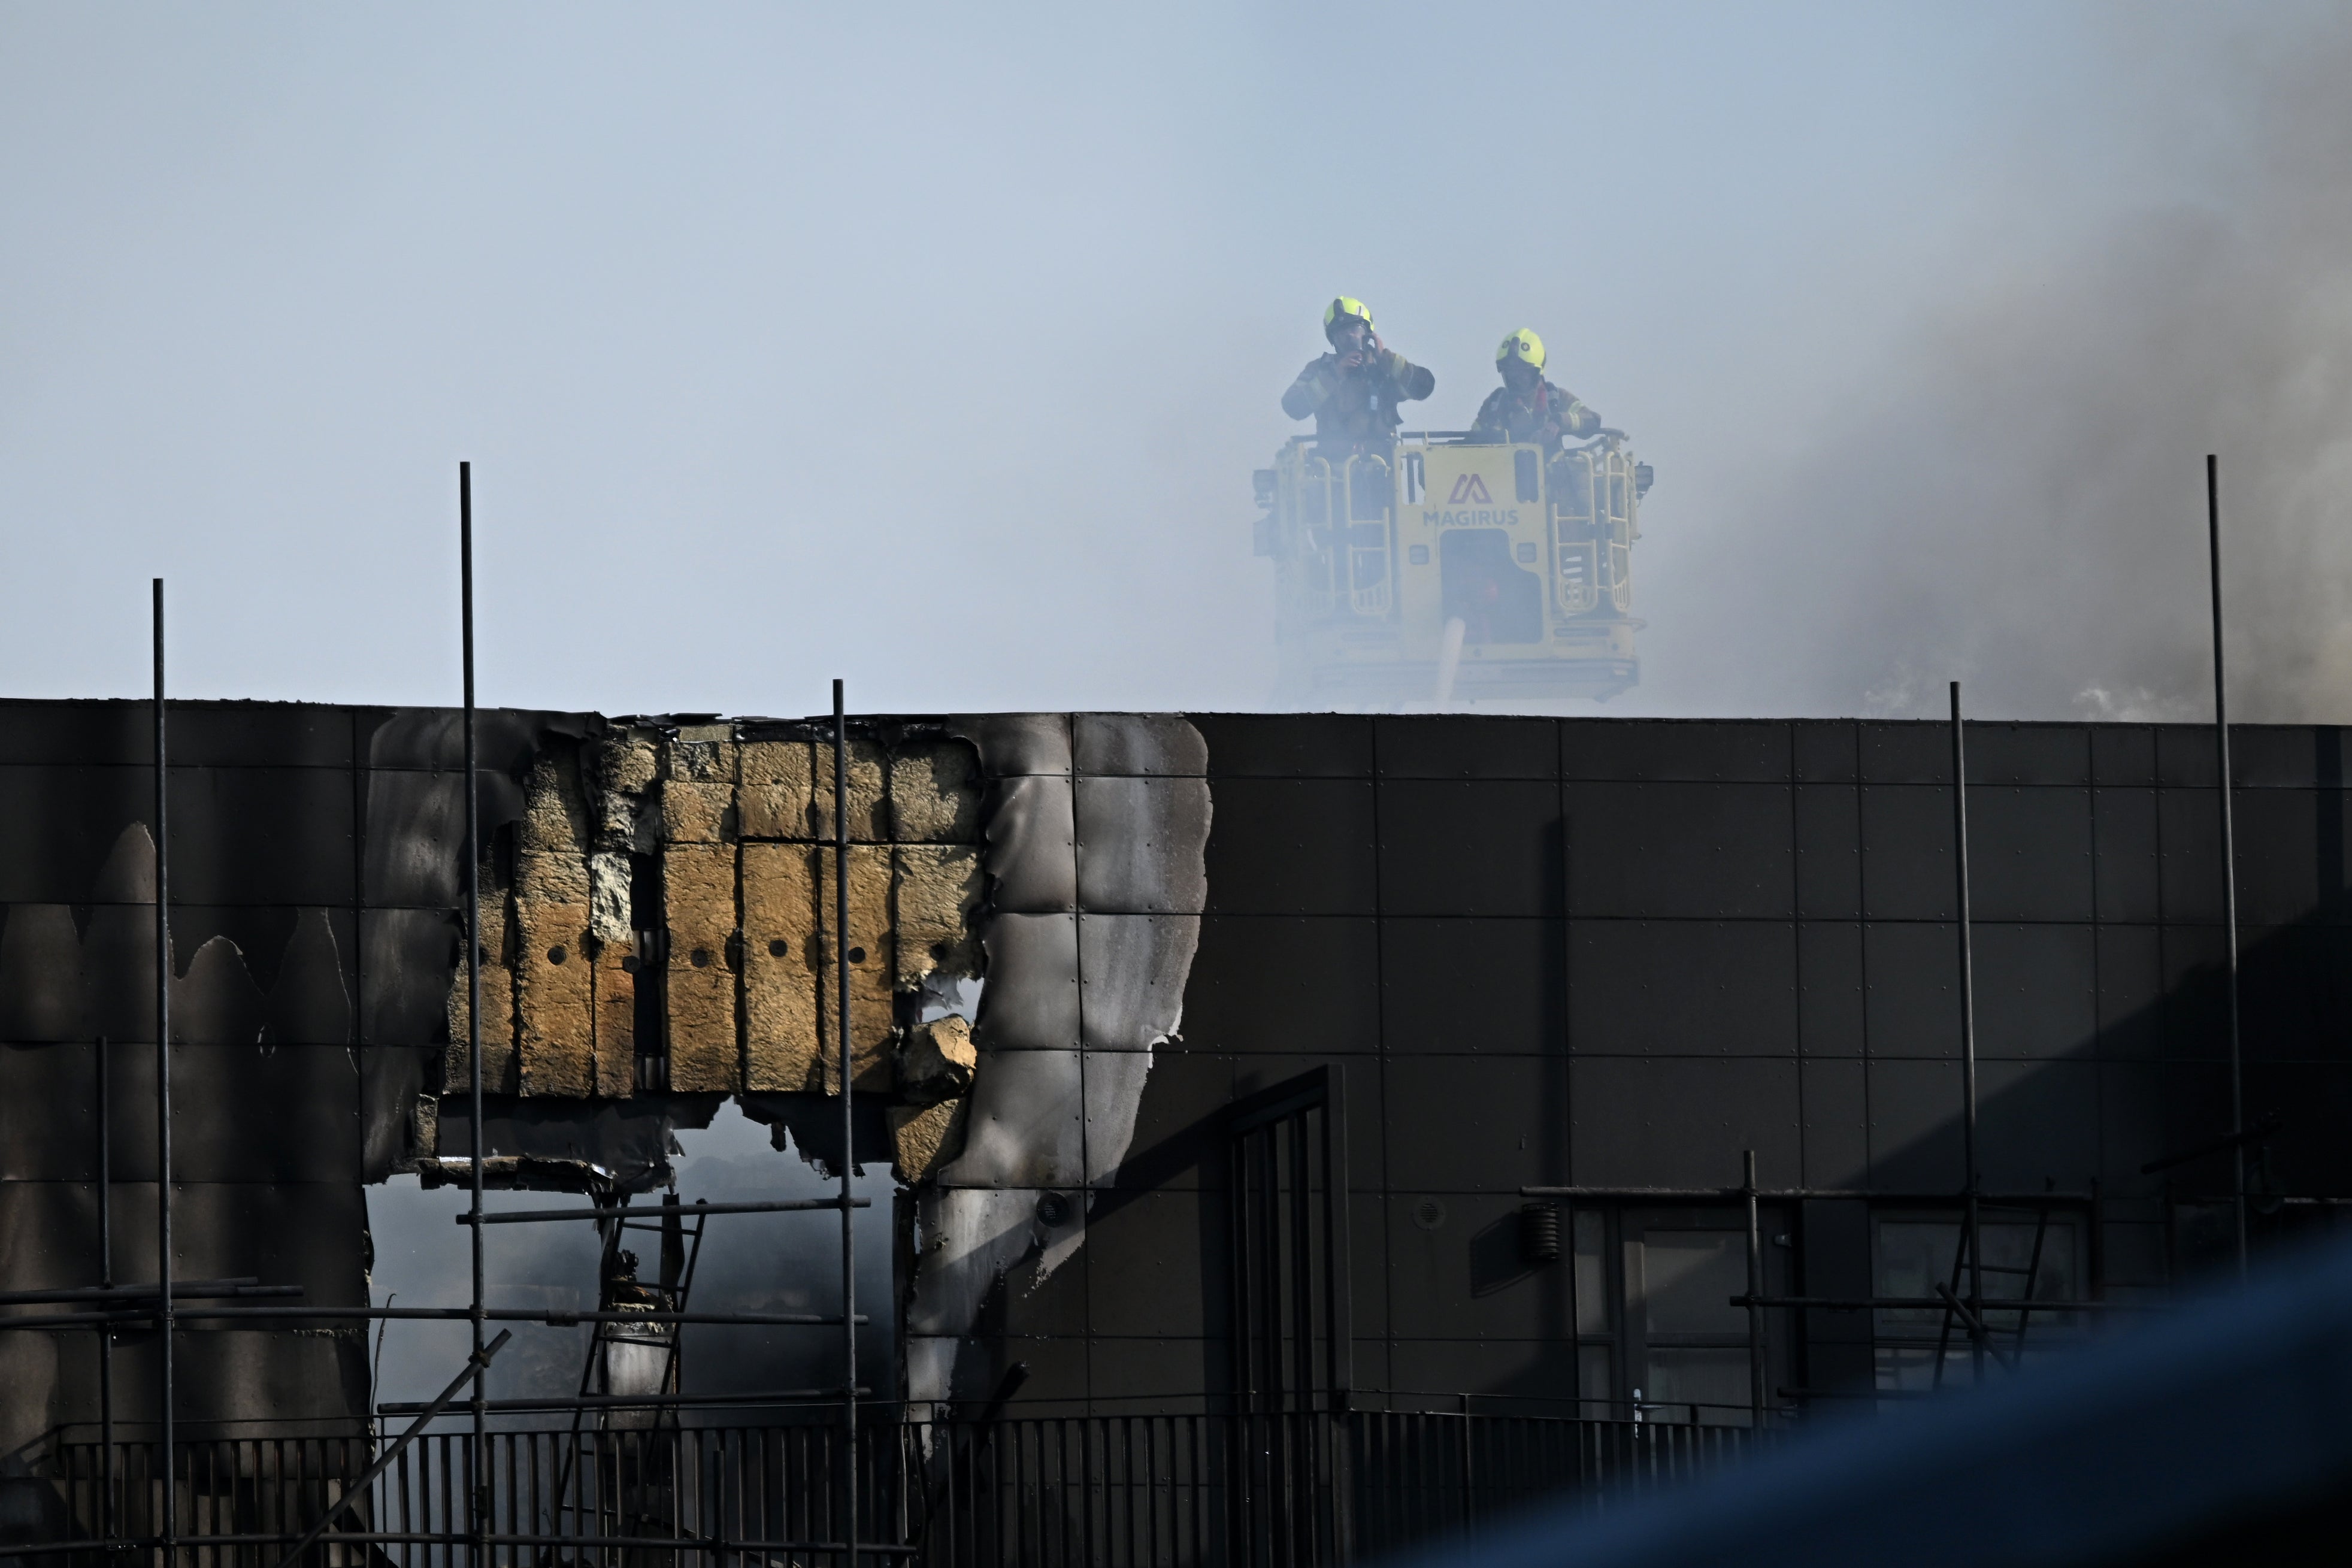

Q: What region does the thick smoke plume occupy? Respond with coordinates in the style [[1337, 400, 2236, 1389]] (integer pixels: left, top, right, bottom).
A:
[[1685, 12, 2352, 724]]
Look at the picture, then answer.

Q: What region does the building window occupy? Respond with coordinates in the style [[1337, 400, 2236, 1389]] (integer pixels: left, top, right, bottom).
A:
[[1872, 1210, 2085, 1393], [1571, 1206, 1789, 1426]]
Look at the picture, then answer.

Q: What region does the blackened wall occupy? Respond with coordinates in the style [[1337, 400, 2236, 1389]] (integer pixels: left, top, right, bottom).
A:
[[1001, 715, 2352, 1416], [3, 704, 2347, 1438], [0, 700, 576, 1452]]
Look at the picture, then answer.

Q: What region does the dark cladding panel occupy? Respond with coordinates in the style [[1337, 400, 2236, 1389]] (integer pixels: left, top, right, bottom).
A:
[[1567, 1057, 1800, 1188], [948, 714, 1071, 778], [0, 904, 84, 1042], [1185, 713, 1373, 778], [1566, 920, 1796, 1057], [1794, 721, 1860, 785], [0, 702, 152, 766], [1074, 777, 1210, 913], [986, 1232, 1089, 1340], [1083, 1189, 1206, 1339], [2232, 725, 2351, 789], [359, 707, 597, 776], [1200, 779, 1377, 916], [168, 768, 355, 906], [1858, 723, 1948, 785], [1106, 1051, 1232, 1191], [2230, 787, 2352, 926], [1560, 721, 1790, 783], [2100, 1060, 2233, 1196], [1795, 785, 1861, 919], [1798, 922, 1866, 1057], [1088, 1337, 1221, 1413], [1963, 725, 2091, 786], [169, 704, 355, 768], [2093, 788, 2162, 923], [1861, 921, 1960, 1058], [976, 1335, 1088, 1406], [1376, 716, 1557, 780], [1975, 1059, 2099, 1190], [32, 1330, 368, 1431], [1864, 1058, 1963, 1191], [1388, 1340, 1579, 1406], [2239, 925, 2351, 1063], [1799, 1199, 1873, 1377], [1183, 916, 1380, 1055], [0, 1182, 102, 1291], [2156, 727, 2219, 789], [1350, 1194, 1389, 1343], [1971, 924, 2097, 1060], [1384, 1054, 1568, 1193], [360, 907, 458, 1046], [0, 703, 355, 769], [1801, 1058, 1868, 1188], [2246, 1063, 2352, 1193], [2158, 925, 2230, 1061], [17, 1042, 362, 1185], [1965, 788, 2094, 923], [1381, 918, 1562, 1055], [1563, 782, 1794, 920], [2090, 725, 2158, 788], [97, 1181, 368, 1310], [0, 1043, 96, 1179], [362, 768, 526, 909], [1387, 1190, 1575, 1343], [2096, 924, 2165, 1060], [1858, 786, 1953, 921], [0, 767, 152, 903], [361, 1044, 427, 1181], [1378, 781, 1562, 918], [1073, 714, 1207, 777]]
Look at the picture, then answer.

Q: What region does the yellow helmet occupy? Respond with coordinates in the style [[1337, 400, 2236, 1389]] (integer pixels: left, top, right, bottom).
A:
[[1497, 328, 1546, 371], [1324, 296, 1375, 341]]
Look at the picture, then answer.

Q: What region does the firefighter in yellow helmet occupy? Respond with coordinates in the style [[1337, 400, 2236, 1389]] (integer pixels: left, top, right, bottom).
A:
[[1470, 329, 1603, 453], [1281, 297, 1436, 452]]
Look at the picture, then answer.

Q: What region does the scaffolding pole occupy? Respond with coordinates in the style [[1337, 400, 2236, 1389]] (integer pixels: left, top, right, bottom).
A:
[[460, 461, 488, 1563], [2206, 455, 2248, 1280], [1951, 681, 1985, 1382], [152, 579, 174, 1568], [833, 677, 859, 1566], [96, 1036, 113, 1540]]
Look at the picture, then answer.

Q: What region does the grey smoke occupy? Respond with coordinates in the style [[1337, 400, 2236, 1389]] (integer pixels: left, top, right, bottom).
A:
[[1658, 9, 2352, 724]]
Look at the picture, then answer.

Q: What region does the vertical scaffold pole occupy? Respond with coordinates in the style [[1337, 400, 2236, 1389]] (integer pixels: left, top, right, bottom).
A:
[[2206, 455, 2248, 1281], [152, 579, 174, 1566], [833, 678, 858, 1565], [1743, 1150, 1764, 1426], [1950, 681, 1984, 1382], [97, 1035, 113, 1539], [461, 463, 488, 1558]]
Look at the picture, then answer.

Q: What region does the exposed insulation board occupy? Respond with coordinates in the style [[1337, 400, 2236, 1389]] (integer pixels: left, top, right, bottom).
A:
[[740, 841, 821, 1092]]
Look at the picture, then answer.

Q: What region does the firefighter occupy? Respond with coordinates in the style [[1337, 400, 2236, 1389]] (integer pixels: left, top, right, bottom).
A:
[[1281, 297, 1436, 452], [1470, 329, 1603, 453]]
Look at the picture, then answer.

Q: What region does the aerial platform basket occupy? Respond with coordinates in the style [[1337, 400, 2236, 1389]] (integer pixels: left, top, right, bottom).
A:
[[1255, 430, 1651, 706]]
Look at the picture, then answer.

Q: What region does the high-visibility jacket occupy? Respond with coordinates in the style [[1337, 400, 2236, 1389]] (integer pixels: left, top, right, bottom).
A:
[[1470, 379, 1601, 453], [1281, 347, 1436, 449]]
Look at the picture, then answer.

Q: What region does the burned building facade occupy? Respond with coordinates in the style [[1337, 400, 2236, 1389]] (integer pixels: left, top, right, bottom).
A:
[[0, 704, 2341, 1558]]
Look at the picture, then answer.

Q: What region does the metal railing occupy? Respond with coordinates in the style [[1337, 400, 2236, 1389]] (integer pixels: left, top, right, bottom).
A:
[[23, 1410, 1758, 1568]]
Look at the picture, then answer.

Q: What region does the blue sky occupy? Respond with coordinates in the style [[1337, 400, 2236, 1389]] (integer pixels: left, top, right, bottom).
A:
[[4, 3, 2339, 719]]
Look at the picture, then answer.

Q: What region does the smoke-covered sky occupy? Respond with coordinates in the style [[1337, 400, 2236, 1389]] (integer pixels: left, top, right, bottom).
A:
[[4, 2, 2347, 721]]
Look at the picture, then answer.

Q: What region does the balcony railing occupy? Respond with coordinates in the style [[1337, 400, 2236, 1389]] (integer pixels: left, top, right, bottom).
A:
[[22, 1410, 1761, 1568]]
